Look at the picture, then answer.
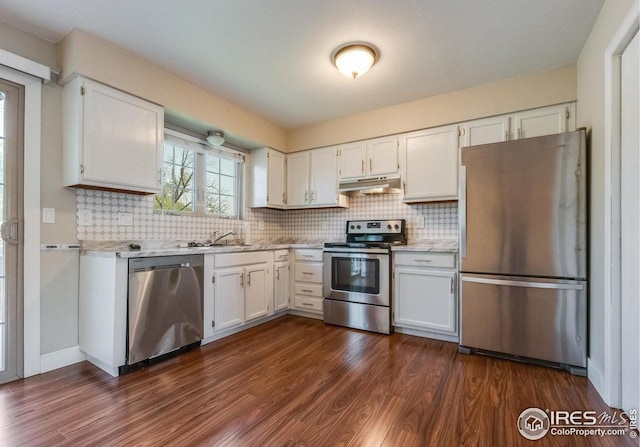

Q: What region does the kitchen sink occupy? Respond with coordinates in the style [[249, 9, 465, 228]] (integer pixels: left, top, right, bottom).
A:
[[181, 242, 250, 248]]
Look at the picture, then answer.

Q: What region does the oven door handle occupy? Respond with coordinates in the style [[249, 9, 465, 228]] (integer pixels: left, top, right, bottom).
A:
[[323, 248, 390, 255]]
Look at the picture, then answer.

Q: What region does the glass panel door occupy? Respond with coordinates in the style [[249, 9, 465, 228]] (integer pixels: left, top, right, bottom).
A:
[[0, 78, 22, 383]]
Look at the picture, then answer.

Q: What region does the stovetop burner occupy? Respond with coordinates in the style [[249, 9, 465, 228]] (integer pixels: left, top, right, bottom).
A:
[[324, 219, 407, 249]]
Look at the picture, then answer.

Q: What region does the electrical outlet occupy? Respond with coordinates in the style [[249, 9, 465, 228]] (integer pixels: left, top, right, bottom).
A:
[[321, 220, 328, 230], [78, 209, 93, 226], [259, 221, 265, 231], [118, 212, 133, 226], [416, 216, 425, 229]]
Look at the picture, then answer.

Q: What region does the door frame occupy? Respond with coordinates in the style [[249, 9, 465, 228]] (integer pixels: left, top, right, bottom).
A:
[[0, 65, 41, 378], [601, 0, 639, 407]]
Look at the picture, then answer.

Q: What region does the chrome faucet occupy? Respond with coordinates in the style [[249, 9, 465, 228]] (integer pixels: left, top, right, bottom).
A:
[[212, 229, 236, 244]]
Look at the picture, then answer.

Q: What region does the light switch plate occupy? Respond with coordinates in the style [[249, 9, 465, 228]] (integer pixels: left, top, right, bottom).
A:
[[42, 207, 55, 224], [416, 216, 425, 229], [259, 221, 265, 231], [321, 220, 328, 230], [118, 212, 133, 226], [78, 210, 93, 226]]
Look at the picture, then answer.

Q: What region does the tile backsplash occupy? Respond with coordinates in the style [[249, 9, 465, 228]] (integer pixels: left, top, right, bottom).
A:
[[76, 189, 458, 242]]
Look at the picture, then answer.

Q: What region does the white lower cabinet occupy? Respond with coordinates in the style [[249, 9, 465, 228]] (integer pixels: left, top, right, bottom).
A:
[[78, 254, 128, 377], [274, 262, 290, 312], [244, 263, 269, 322], [274, 249, 289, 312], [206, 251, 274, 337], [213, 266, 244, 332], [393, 251, 457, 337], [291, 249, 324, 315]]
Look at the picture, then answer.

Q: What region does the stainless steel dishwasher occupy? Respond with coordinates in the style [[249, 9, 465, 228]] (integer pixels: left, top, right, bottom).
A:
[[126, 255, 204, 369]]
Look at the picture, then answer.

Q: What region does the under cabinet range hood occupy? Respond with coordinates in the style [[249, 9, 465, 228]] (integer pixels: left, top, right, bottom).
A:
[[338, 175, 402, 195]]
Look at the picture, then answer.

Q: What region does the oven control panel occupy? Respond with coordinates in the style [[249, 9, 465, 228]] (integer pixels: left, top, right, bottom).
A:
[[346, 219, 405, 235]]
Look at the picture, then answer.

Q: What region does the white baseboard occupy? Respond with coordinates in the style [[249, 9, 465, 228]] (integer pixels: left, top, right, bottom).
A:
[[588, 357, 608, 403], [40, 346, 86, 373], [201, 312, 288, 345], [394, 326, 459, 343], [287, 309, 323, 320]]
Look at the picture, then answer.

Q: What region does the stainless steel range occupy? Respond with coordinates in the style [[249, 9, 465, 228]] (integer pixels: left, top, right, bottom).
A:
[[323, 219, 406, 334]]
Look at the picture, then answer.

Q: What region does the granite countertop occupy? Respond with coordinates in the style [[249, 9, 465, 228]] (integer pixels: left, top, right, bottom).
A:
[[81, 238, 458, 257], [81, 238, 329, 258], [392, 239, 458, 253]]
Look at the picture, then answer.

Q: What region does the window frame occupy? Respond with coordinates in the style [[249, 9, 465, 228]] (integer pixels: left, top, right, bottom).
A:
[[156, 131, 245, 219]]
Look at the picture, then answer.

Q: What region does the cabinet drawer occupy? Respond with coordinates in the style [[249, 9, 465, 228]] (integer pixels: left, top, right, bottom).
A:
[[274, 249, 289, 262], [294, 295, 323, 312], [294, 283, 323, 297], [294, 262, 323, 283], [294, 249, 323, 262], [394, 252, 456, 269]]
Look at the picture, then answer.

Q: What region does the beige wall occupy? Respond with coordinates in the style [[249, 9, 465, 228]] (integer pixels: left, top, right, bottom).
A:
[[287, 64, 577, 151], [0, 21, 56, 68], [57, 29, 287, 151], [576, 0, 636, 382], [40, 82, 80, 354]]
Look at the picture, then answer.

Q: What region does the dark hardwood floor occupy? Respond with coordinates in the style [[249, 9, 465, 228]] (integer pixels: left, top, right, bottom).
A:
[[1, 315, 636, 447]]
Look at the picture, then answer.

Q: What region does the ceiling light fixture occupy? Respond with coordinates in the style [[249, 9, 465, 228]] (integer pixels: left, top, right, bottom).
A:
[[333, 44, 377, 79], [206, 131, 225, 146]]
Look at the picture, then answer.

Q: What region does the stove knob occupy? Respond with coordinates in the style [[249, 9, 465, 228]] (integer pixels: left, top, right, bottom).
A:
[[356, 225, 361, 229], [350, 225, 355, 230], [394, 224, 399, 230], [387, 224, 392, 229]]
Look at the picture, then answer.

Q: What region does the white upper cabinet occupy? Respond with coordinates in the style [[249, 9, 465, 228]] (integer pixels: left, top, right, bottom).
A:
[[287, 148, 348, 209], [310, 147, 340, 207], [339, 136, 399, 180], [367, 136, 399, 176], [512, 103, 575, 139], [249, 147, 286, 209], [286, 152, 310, 207], [339, 141, 367, 180], [63, 76, 164, 194], [461, 115, 511, 147], [400, 125, 459, 203], [461, 102, 576, 147]]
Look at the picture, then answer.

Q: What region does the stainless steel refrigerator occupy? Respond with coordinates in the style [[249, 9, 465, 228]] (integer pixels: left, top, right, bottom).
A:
[[459, 129, 587, 375]]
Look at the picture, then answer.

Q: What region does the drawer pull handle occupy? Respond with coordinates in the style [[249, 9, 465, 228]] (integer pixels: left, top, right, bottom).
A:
[[301, 255, 314, 258], [301, 271, 314, 275], [301, 302, 313, 306], [415, 259, 432, 262], [301, 289, 313, 293]]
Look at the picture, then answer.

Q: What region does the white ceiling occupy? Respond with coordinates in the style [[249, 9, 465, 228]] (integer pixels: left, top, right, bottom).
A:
[[0, 0, 603, 130]]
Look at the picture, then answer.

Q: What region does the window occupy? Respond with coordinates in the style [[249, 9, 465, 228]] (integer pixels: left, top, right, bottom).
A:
[[205, 155, 237, 215], [156, 144, 196, 213], [155, 132, 244, 217]]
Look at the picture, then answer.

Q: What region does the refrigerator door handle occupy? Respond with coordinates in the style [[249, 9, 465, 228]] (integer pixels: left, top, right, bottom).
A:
[[459, 165, 467, 258], [462, 276, 584, 291]]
